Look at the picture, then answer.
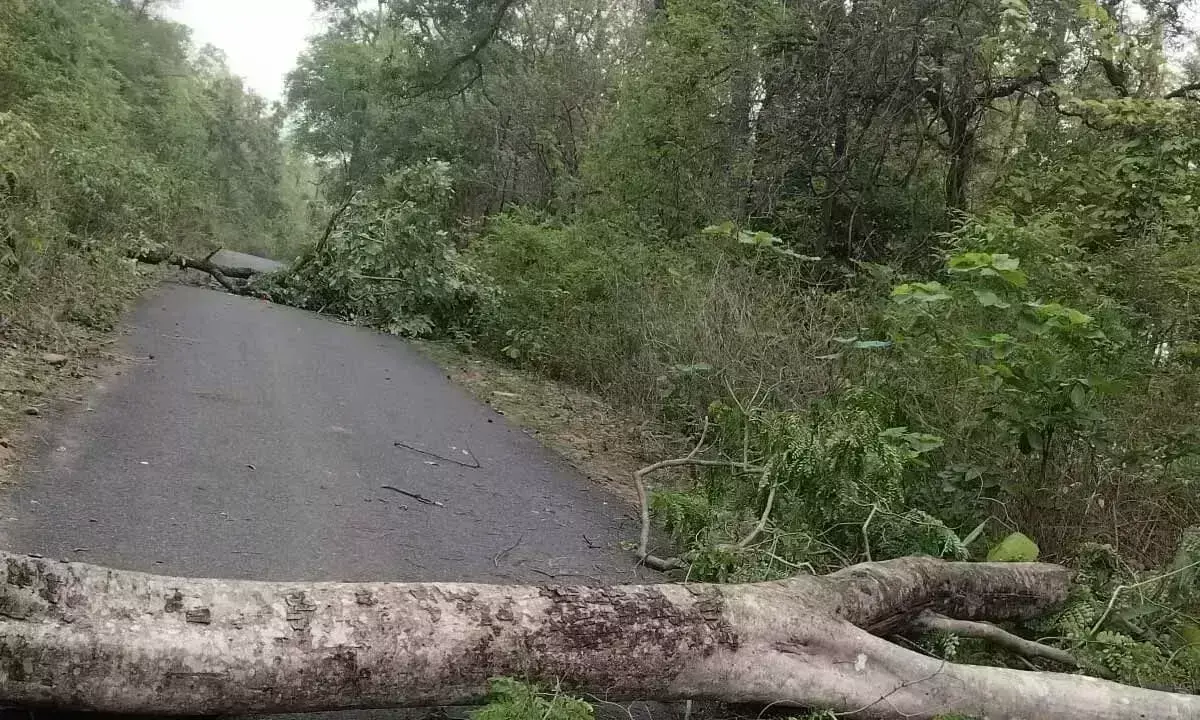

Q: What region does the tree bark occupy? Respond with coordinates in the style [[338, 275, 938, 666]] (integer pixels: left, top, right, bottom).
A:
[[0, 553, 1197, 718], [132, 249, 262, 294]]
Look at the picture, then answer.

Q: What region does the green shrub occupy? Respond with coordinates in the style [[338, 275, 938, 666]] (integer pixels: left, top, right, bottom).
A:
[[267, 161, 486, 337], [471, 678, 593, 720], [467, 212, 675, 385], [652, 397, 962, 581]]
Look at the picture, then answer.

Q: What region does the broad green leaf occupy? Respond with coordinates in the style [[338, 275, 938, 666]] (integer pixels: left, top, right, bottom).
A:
[[1065, 308, 1093, 325], [987, 532, 1039, 562], [990, 254, 1020, 271], [948, 252, 992, 272], [973, 289, 1010, 308], [891, 282, 951, 303], [996, 268, 1028, 287]]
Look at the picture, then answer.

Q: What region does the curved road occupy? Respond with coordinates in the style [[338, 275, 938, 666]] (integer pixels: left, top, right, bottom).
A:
[[0, 283, 653, 587]]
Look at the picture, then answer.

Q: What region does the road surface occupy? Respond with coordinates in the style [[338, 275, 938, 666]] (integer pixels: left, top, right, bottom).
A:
[[0, 283, 653, 586], [211, 248, 286, 274]]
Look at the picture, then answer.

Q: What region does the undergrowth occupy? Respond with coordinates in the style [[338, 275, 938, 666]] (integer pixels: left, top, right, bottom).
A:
[[471, 678, 593, 720]]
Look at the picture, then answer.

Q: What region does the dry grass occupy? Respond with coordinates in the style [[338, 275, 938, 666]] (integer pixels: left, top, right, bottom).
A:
[[1017, 367, 1200, 567], [635, 261, 857, 411], [0, 256, 161, 476]]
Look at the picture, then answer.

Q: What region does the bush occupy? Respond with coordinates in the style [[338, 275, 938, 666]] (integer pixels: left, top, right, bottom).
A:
[[268, 162, 486, 337], [467, 212, 676, 388], [471, 678, 592, 720], [467, 213, 855, 423]]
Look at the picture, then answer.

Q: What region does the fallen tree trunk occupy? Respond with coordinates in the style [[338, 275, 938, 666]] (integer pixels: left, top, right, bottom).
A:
[[0, 552, 1195, 719], [132, 249, 261, 293]]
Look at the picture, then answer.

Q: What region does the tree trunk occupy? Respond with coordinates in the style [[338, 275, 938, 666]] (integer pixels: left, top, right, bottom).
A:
[[727, 55, 755, 223], [1, 553, 1197, 718], [944, 124, 974, 214], [131, 249, 263, 293]]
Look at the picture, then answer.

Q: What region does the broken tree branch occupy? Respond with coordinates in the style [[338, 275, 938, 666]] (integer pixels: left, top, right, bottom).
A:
[[730, 472, 776, 550], [916, 611, 1080, 668], [0, 552, 1194, 719], [632, 419, 771, 572], [1165, 81, 1200, 100], [132, 249, 259, 293]]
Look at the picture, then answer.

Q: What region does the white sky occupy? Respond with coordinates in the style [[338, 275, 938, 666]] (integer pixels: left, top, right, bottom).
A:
[[163, 1, 323, 103]]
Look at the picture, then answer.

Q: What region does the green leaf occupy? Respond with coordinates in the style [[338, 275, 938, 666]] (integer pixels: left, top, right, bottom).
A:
[[973, 289, 1010, 308], [996, 268, 1028, 287], [990, 254, 1020, 271], [961, 519, 988, 548], [948, 252, 992, 272], [1065, 308, 1093, 325], [1070, 383, 1087, 408], [987, 532, 1039, 562], [891, 282, 951, 303]]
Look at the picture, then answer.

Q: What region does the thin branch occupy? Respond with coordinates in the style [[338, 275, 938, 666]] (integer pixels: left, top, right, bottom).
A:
[[917, 611, 1079, 667], [862, 504, 878, 563], [634, 458, 755, 559], [292, 194, 356, 274], [356, 275, 407, 282], [1089, 560, 1200, 638], [420, 0, 518, 95], [1165, 81, 1200, 100], [132, 250, 253, 293], [632, 419, 768, 571], [730, 473, 777, 550], [833, 659, 948, 717]]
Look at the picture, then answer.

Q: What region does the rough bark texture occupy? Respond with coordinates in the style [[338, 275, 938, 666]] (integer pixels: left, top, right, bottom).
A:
[[0, 552, 1196, 719]]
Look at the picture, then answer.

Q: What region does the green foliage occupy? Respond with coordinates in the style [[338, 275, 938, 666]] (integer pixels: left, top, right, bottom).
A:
[[471, 678, 593, 720], [278, 0, 1200, 700], [986, 532, 1039, 562], [652, 399, 966, 580], [267, 162, 484, 337], [0, 0, 305, 327], [466, 213, 677, 379], [1037, 530, 1200, 692]]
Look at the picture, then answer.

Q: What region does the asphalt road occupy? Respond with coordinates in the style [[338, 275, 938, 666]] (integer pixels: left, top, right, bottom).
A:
[[0, 283, 654, 586]]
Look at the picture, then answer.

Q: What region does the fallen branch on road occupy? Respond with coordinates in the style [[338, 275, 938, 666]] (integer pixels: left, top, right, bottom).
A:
[[131, 249, 262, 293], [0, 551, 1196, 718]]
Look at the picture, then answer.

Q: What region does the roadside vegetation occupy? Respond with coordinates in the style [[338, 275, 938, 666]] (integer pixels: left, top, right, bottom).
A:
[[271, 0, 1200, 694], [0, 0, 313, 442], [7, 0, 1200, 709]]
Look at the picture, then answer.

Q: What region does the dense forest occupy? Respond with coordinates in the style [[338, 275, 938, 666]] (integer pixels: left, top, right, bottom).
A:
[[6, 0, 1200, 705], [0, 0, 309, 333]]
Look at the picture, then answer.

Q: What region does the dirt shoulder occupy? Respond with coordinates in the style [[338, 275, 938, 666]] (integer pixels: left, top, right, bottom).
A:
[[415, 342, 681, 507], [0, 266, 163, 479]]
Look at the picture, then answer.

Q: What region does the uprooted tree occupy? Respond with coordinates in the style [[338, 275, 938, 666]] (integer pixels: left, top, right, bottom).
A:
[[0, 552, 1197, 719]]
